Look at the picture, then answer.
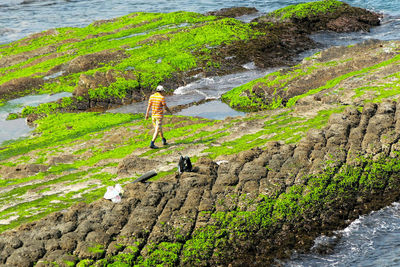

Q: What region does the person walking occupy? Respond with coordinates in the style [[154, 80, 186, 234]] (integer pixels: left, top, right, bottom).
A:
[[145, 85, 172, 149]]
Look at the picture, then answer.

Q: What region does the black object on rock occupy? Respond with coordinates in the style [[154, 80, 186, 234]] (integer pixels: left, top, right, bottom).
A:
[[178, 156, 192, 174], [132, 170, 157, 184]]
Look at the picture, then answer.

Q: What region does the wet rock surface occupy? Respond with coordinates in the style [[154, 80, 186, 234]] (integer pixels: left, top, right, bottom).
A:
[[2, 99, 400, 265]]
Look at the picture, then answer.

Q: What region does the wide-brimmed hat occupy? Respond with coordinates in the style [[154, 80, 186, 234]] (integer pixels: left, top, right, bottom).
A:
[[156, 85, 165, 92]]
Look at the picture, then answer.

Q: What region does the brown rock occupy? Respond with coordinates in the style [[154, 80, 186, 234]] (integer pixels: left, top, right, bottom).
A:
[[117, 155, 160, 175], [256, 2, 381, 33], [6, 244, 45, 267], [66, 50, 127, 74], [238, 162, 268, 182], [74, 241, 105, 260], [0, 77, 44, 98], [48, 154, 76, 165], [0, 45, 57, 69], [59, 233, 78, 252], [44, 239, 60, 252], [206, 7, 258, 18], [0, 164, 48, 179]]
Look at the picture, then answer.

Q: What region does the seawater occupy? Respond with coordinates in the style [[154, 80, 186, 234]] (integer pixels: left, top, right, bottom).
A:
[[284, 203, 400, 267], [2, 1, 400, 266], [0, 92, 71, 145], [1, 0, 400, 45]]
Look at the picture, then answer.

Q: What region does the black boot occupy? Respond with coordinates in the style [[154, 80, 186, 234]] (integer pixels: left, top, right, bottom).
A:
[[162, 138, 168, 146], [150, 141, 158, 149]]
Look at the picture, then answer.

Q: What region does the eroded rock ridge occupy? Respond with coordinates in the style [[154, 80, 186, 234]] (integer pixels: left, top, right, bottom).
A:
[[1, 99, 400, 266]]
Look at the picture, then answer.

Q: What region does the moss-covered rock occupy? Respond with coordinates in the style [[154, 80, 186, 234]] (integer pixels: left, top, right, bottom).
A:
[[0, 3, 393, 266], [1, 2, 380, 115], [2, 99, 400, 265], [0, 11, 271, 109], [255, 0, 381, 33], [222, 39, 400, 111]]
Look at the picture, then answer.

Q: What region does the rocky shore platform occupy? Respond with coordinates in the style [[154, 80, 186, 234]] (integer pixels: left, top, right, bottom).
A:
[[1, 1, 399, 266], [0, 37, 399, 265], [0, 0, 379, 114], [2, 98, 400, 266]]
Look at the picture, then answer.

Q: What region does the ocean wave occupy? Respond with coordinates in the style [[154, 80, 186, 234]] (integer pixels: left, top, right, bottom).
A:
[[285, 202, 400, 266], [0, 28, 16, 36], [17, 0, 81, 7], [20, 0, 37, 4], [0, 0, 54, 7]]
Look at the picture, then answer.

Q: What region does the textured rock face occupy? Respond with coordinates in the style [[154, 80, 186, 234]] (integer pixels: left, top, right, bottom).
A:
[[0, 77, 44, 97], [117, 155, 160, 175], [0, 4, 389, 266], [70, 69, 142, 111], [0, 44, 58, 69], [2, 99, 400, 265], [66, 50, 127, 75]]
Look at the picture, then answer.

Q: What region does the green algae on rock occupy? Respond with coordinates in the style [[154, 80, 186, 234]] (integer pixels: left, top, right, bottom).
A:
[[0, 96, 341, 236], [255, 0, 381, 33], [0, 4, 394, 266], [0, 2, 381, 117], [3, 99, 400, 266], [222, 40, 400, 112], [0, 11, 267, 108], [265, 0, 344, 21], [0, 5, 329, 115]]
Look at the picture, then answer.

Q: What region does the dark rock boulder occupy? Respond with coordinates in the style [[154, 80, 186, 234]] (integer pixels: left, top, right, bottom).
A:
[[216, 22, 317, 69], [6, 244, 45, 267], [205, 7, 259, 18]]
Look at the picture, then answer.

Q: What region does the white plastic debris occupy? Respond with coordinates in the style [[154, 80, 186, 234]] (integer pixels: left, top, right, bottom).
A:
[[111, 195, 121, 203], [104, 184, 124, 203], [115, 184, 124, 194]]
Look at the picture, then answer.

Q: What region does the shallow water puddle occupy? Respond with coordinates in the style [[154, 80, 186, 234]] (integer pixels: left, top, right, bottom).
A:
[[0, 92, 71, 146]]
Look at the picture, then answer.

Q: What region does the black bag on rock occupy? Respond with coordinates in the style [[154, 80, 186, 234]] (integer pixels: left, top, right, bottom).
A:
[[178, 155, 192, 174]]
